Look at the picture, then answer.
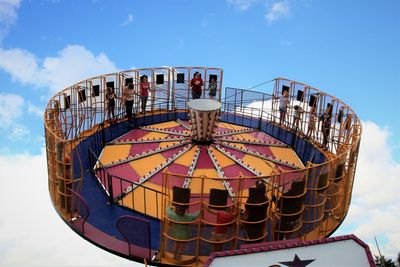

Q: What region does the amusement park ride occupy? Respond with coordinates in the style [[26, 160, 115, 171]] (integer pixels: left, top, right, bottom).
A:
[[44, 67, 368, 266]]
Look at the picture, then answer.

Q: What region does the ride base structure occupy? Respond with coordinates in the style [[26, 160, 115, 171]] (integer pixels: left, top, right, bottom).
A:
[[44, 66, 361, 266]]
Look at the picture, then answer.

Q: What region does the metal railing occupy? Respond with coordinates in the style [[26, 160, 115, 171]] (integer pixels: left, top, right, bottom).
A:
[[88, 146, 165, 219]]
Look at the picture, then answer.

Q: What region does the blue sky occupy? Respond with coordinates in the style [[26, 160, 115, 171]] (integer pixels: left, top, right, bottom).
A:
[[1, 0, 399, 156], [0, 0, 399, 266]]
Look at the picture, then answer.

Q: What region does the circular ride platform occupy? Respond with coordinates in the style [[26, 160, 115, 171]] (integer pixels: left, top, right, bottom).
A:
[[44, 66, 362, 266], [96, 120, 303, 218]]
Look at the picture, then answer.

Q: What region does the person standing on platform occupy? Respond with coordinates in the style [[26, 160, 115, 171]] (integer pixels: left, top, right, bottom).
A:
[[140, 75, 151, 114], [279, 90, 289, 125], [190, 72, 203, 99], [207, 205, 236, 252], [320, 104, 332, 150], [105, 86, 116, 123], [166, 205, 200, 261], [123, 80, 135, 122], [293, 105, 303, 130], [208, 77, 217, 100], [306, 106, 316, 139]]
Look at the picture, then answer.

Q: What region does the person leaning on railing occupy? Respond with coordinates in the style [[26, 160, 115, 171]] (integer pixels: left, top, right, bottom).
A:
[[206, 204, 236, 252], [166, 205, 200, 261]]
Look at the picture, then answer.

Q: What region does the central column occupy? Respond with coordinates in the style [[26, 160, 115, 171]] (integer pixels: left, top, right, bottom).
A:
[[187, 99, 222, 143]]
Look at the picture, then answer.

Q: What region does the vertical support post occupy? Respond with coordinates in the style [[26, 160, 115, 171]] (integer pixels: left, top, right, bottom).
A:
[[195, 176, 205, 265], [188, 68, 191, 102], [167, 68, 170, 112], [219, 70, 224, 102], [204, 68, 207, 99], [234, 174, 244, 249], [171, 67, 176, 112], [107, 173, 114, 204]]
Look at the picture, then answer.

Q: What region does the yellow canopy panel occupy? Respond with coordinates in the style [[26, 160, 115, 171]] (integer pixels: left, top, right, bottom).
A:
[[225, 142, 246, 149], [270, 147, 304, 168], [98, 144, 131, 166], [230, 133, 258, 142], [138, 131, 169, 140], [120, 181, 165, 220], [209, 147, 235, 168], [241, 154, 276, 176], [190, 169, 225, 194], [173, 145, 198, 166], [217, 122, 249, 131], [129, 153, 167, 177], [149, 121, 180, 129]]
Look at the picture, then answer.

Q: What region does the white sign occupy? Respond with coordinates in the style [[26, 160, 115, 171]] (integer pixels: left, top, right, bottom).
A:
[[207, 236, 374, 267]]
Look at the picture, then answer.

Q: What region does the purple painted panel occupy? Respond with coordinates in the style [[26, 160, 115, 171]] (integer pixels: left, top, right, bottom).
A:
[[219, 146, 246, 159], [280, 171, 304, 191], [160, 145, 186, 159], [167, 125, 190, 132], [146, 171, 163, 185], [79, 221, 154, 260], [222, 164, 253, 178], [153, 163, 190, 187], [106, 163, 140, 182], [243, 144, 274, 157], [111, 178, 132, 199], [196, 146, 215, 169], [150, 169, 186, 188], [248, 131, 284, 144], [167, 163, 190, 174], [116, 129, 149, 141], [279, 165, 296, 172], [129, 143, 159, 157], [105, 163, 141, 197]]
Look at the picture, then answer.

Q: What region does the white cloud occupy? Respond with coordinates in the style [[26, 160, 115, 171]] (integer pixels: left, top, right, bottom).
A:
[[120, 14, 134, 26], [0, 44, 119, 93], [0, 0, 22, 42], [0, 48, 40, 85], [0, 93, 24, 128], [227, 0, 258, 11], [0, 0, 21, 24], [8, 123, 30, 141], [27, 101, 43, 118], [41, 45, 119, 92], [0, 93, 33, 142], [0, 149, 138, 266], [336, 121, 400, 260], [265, 1, 290, 23]]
